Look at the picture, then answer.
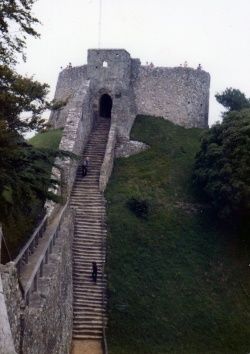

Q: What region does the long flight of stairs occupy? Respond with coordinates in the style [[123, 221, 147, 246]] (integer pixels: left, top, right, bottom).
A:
[[70, 117, 110, 340]]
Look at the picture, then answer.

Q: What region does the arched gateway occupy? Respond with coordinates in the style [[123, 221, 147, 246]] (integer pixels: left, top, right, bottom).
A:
[[99, 94, 112, 118]]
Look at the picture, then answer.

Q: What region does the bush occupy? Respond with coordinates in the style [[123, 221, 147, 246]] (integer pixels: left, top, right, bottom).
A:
[[126, 197, 149, 219], [193, 109, 250, 221]]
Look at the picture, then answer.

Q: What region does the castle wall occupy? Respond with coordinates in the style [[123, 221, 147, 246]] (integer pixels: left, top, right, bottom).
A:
[[58, 80, 94, 197], [49, 65, 88, 128], [49, 48, 210, 136], [1, 209, 74, 354], [133, 65, 210, 128], [87, 49, 131, 87]]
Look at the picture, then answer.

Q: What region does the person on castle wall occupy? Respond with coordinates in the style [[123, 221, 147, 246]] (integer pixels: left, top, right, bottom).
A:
[[82, 157, 89, 177], [92, 262, 98, 282], [197, 63, 202, 70], [149, 62, 154, 68], [184, 61, 188, 68]]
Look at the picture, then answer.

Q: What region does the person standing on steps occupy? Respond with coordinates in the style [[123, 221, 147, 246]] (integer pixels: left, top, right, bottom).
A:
[[92, 262, 98, 282], [82, 157, 89, 177]]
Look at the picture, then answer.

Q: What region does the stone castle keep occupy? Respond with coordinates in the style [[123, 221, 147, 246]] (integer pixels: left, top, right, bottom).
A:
[[50, 49, 210, 139], [1, 49, 210, 354]]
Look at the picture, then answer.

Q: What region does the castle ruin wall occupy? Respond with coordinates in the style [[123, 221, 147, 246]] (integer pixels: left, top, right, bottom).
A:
[[133, 65, 210, 128], [50, 65, 88, 128], [49, 49, 210, 138]]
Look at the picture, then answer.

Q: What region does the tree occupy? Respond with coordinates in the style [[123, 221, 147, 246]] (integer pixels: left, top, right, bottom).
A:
[[0, 0, 39, 65], [193, 109, 250, 221], [0, 0, 69, 259], [215, 88, 250, 112]]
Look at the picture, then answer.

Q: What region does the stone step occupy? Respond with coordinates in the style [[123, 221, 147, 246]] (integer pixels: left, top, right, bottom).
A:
[[73, 298, 107, 306], [73, 328, 103, 334], [70, 194, 103, 200], [73, 326, 103, 333], [73, 300, 107, 307], [73, 295, 105, 302], [73, 254, 104, 260], [73, 242, 103, 247], [73, 320, 103, 327], [74, 228, 106, 233], [73, 286, 105, 293], [73, 280, 105, 287], [76, 217, 106, 226], [73, 245, 103, 251], [71, 119, 109, 337], [73, 240, 103, 246], [73, 236, 104, 242], [74, 231, 105, 236], [73, 271, 106, 279], [73, 273, 105, 279], [73, 257, 104, 263], [71, 197, 103, 202], [72, 334, 102, 340], [73, 312, 106, 319]]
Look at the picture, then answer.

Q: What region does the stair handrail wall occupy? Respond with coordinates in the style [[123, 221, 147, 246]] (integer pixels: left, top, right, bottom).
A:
[[101, 197, 108, 354], [46, 81, 94, 218], [0, 225, 18, 354], [99, 125, 117, 193], [14, 214, 48, 276], [15, 201, 69, 305]]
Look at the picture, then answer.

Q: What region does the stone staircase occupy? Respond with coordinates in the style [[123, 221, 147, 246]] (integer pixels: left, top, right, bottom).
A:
[[70, 117, 110, 340]]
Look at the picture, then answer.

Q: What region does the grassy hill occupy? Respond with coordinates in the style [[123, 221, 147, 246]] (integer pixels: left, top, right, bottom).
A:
[[105, 116, 250, 354], [29, 128, 63, 149]]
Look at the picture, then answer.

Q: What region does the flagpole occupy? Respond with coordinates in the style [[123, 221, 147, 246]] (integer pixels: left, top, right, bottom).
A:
[[98, 0, 102, 48]]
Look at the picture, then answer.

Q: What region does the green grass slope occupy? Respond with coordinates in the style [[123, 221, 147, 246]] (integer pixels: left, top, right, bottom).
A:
[[29, 128, 63, 149], [106, 116, 250, 354]]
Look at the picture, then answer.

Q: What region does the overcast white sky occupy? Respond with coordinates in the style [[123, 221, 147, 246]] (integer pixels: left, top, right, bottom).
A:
[[17, 0, 250, 126]]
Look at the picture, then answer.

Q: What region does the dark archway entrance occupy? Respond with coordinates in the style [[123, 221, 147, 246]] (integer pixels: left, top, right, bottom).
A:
[[99, 94, 112, 118]]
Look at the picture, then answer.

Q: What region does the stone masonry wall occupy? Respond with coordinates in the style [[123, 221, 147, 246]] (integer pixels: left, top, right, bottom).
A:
[[133, 65, 210, 128], [50, 65, 88, 128], [87, 49, 131, 87], [58, 80, 94, 197], [99, 125, 117, 192], [1, 208, 74, 354], [22, 208, 74, 354], [46, 80, 94, 218], [1, 263, 22, 352], [50, 49, 210, 135]]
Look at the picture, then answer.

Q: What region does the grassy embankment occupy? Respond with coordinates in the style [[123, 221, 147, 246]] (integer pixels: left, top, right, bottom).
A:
[[106, 115, 250, 354], [29, 128, 63, 149], [2, 129, 63, 262]]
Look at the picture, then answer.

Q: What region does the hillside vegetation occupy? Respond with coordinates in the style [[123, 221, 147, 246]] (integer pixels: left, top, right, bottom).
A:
[[106, 115, 250, 354], [1, 129, 63, 262]]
